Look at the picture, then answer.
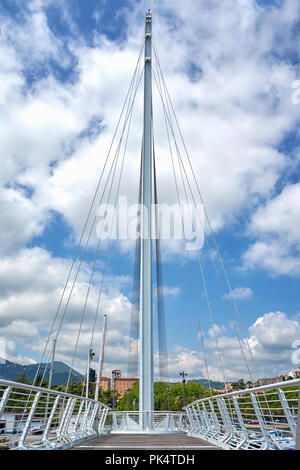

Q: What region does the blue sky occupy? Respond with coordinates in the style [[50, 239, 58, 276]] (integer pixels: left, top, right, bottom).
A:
[[0, 0, 300, 383]]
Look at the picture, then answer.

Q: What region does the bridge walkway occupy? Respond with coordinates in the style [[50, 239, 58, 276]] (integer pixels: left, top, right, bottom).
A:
[[72, 433, 221, 450]]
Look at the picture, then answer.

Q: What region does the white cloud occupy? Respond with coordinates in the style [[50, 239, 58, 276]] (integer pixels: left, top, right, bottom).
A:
[[0, 247, 134, 373], [0, 187, 48, 255], [1, 0, 299, 257], [0, 336, 37, 365], [155, 286, 180, 298], [205, 311, 300, 380], [0, 246, 299, 382], [225, 287, 253, 300], [243, 183, 300, 275], [249, 311, 300, 352], [165, 311, 300, 382], [207, 324, 227, 338]]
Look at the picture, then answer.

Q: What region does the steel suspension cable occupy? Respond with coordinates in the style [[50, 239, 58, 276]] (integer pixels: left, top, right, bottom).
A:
[[65, 131, 122, 391], [152, 37, 260, 384], [87, 64, 145, 357], [152, 41, 278, 430], [152, 61, 213, 396], [85, 68, 144, 386], [198, 256, 228, 389], [127, 153, 142, 378], [56, 63, 145, 356], [65, 64, 144, 392], [153, 59, 247, 422], [31, 39, 145, 389], [152, 52, 255, 385], [153, 144, 169, 384]]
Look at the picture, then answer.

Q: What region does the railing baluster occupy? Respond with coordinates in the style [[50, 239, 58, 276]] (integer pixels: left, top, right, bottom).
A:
[[217, 397, 232, 447], [87, 402, 100, 434], [42, 395, 60, 448], [185, 406, 194, 433], [278, 388, 296, 439], [81, 400, 92, 435], [98, 406, 108, 433], [232, 396, 248, 449], [56, 397, 74, 443], [250, 392, 271, 450], [74, 399, 85, 435], [18, 391, 41, 449], [0, 386, 12, 418], [209, 400, 221, 439], [191, 405, 200, 434], [62, 397, 77, 443], [201, 402, 212, 436]]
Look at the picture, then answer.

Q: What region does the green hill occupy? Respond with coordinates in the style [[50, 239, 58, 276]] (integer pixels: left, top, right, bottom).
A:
[[0, 359, 83, 385], [191, 378, 225, 389]]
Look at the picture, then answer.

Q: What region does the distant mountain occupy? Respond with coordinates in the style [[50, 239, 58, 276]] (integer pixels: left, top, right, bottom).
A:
[[0, 359, 225, 390], [0, 359, 83, 386], [189, 378, 226, 390]]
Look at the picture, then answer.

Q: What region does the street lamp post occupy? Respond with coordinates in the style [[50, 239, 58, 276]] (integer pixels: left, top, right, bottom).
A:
[[112, 370, 121, 410], [127, 388, 130, 411], [86, 348, 95, 400], [166, 387, 171, 411], [180, 371, 187, 409], [45, 338, 56, 420], [112, 371, 117, 410]]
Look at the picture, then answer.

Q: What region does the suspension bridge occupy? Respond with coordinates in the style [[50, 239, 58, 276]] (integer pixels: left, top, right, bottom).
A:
[[0, 11, 299, 451]]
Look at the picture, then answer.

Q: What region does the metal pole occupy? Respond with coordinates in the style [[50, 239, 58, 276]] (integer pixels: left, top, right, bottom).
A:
[[139, 8, 153, 432], [86, 351, 90, 401], [180, 371, 187, 409], [95, 315, 108, 401], [45, 338, 56, 420], [167, 387, 171, 411], [49, 338, 56, 390], [86, 348, 95, 400], [112, 372, 116, 410], [127, 388, 130, 411]]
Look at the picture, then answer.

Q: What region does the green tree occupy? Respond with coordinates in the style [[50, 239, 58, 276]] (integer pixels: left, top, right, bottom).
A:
[[16, 372, 29, 384], [117, 380, 213, 411], [118, 381, 139, 411], [231, 379, 245, 391]]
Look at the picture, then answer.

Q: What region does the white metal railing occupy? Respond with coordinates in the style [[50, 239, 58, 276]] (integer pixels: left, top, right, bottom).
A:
[[108, 411, 186, 433], [2, 377, 298, 449], [185, 378, 300, 450], [0, 378, 110, 450]]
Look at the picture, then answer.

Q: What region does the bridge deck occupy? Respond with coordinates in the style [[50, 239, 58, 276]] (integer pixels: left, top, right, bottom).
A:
[[72, 433, 221, 450]]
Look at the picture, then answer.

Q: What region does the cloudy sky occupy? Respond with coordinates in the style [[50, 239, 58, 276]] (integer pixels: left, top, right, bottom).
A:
[[0, 0, 300, 384]]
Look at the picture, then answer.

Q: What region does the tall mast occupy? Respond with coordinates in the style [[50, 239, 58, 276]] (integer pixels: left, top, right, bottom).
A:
[[139, 9, 153, 431], [49, 338, 56, 390], [95, 314, 108, 401]]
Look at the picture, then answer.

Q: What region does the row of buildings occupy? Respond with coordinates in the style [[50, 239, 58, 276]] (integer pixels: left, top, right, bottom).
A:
[[98, 370, 137, 399], [94, 368, 300, 398], [211, 369, 300, 394], [253, 369, 300, 387]]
